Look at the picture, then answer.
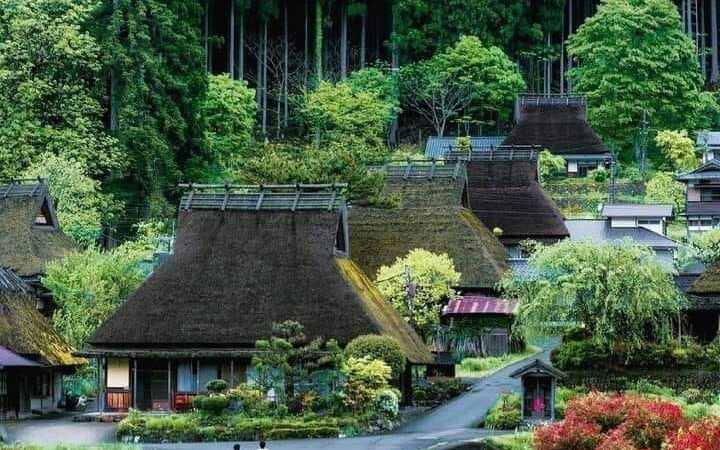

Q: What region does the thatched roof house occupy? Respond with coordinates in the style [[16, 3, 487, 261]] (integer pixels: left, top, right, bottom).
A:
[[503, 95, 611, 176], [87, 184, 431, 364], [349, 162, 508, 290], [0, 267, 83, 418], [683, 263, 720, 341], [0, 180, 76, 278], [464, 153, 569, 249]]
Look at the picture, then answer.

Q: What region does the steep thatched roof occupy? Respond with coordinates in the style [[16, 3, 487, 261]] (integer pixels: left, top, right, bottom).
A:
[[88, 188, 432, 363], [504, 101, 609, 157], [685, 263, 720, 310], [465, 158, 569, 244], [0, 181, 77, 276], [0, 268, 84, 367], [349, 170, 508, 289]]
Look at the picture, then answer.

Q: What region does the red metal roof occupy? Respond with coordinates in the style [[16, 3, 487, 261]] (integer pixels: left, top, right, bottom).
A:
[[0, 345, 42, 368], [443, 295, 518, 316]]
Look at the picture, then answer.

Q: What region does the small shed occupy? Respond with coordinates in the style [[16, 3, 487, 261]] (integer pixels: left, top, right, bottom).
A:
[[509, 359, 566, 422]]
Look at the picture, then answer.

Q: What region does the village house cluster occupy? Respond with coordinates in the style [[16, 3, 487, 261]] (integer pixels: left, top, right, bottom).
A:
[[3, 94, 720, 418]]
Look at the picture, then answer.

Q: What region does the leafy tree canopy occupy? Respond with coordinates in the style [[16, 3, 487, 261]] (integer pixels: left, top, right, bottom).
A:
[[645, 172, 686, 215], [187, 74, 257, 182], [654, 130, 698, 172], [499, 240, 683, 354], [376, 249, 460, 337], [567, 0, 718, 157], [539, 150, 566, 184], [688, 228, 720, 265], [23, 154, 122, 247], [43, 222, 165, 347], [0, 0, 118, 178]]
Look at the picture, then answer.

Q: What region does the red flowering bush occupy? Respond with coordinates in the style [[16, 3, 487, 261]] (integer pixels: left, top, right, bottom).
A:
[[533, 418, 602, 450], [596, 428, 637, 450], [665, 419, 720, 450], [534, 394, 688, 450]]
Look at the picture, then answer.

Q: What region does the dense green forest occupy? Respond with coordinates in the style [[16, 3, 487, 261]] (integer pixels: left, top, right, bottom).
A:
[[0, 0, 718, 244]]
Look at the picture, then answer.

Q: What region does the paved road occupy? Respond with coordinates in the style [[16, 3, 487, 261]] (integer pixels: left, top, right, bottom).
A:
[[2, 414, 117, 445]]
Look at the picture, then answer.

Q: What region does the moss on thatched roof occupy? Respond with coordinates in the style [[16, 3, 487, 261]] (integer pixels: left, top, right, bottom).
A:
[[88, 207, 432, 364], [689, 262, 720, 295], [0, 270, 84, 366], [0, 182, 76, 276], [349, 176, 508, 289]]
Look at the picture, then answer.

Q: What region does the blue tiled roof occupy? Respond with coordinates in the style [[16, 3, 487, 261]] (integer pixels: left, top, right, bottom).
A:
[[425, 136, 506, 159]]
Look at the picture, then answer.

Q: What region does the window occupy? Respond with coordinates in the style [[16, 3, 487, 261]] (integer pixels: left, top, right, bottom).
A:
[[638, 220, 661, 226], [32, 373, 50, 397], [33, 199, 56, 229], [177, 361, 221, 393], [689, 219, 714, 228], [701, 189, 720, 202]]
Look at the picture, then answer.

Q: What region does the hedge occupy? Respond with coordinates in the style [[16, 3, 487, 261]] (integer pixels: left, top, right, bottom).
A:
[[561, 370, 720, 394], [117, 413, 341, 443]]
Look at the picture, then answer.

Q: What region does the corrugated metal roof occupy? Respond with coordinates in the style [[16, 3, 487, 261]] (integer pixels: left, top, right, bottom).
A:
[[443, 295, 518, 316], [601, 204, 673, 218], [564, 219, 678, 248], [425, 136, 506, 159], [0, 346, 42, 368]]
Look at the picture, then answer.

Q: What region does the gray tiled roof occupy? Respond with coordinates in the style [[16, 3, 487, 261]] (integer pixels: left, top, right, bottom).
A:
[[564, 220, 678, 249], [686, 201, 720, 216], [602, 204, 673, 218], [697, 131, 720, 147], [677, 160, 720, 181], [425, 136, 506, 159]]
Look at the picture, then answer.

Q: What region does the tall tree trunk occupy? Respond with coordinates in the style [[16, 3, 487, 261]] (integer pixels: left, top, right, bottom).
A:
[[284, 0, 289, 127], [304, 0, 309, 86], [390, 3, 398, 146], [262, 19, 268, 135], [560, 14, 565, 96], [315, 0, 323, 83], [568, 0, 573, 93], [240, 9, 245, 79], [702, 0, 707, 76], [257, 24, 262, 110], [713, 0, 718, 82], [360, 12, 367, 68], [204, 0, 210, 72], [340, 2, 348, 79], [110, 0, 119, 132], [229, 0, 235, 78]]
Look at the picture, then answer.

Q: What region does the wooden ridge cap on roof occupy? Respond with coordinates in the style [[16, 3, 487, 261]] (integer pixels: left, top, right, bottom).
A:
[[0, 178, 48, 200], [178, 183, 348, 212], [368, 159, 467, 181]]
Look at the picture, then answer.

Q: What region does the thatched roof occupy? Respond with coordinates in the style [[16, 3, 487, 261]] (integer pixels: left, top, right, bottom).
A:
[[349, 167, 508, 289], [685, 263, 720, 311], [465, 158, 569, 244], [88, 188, 432, 364], [0, 268, 84, 367], [504, 99, 609, 157], [0, 180, 77, 276]]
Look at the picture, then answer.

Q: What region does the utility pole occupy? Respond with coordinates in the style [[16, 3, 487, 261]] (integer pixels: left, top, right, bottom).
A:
[[404, 265, 416, 329], [638, 110, 650, 181]]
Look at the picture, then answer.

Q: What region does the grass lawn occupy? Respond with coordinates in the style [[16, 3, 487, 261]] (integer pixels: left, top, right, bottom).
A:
[[484, 432, 533, 450], [455, 346, 542, 379]]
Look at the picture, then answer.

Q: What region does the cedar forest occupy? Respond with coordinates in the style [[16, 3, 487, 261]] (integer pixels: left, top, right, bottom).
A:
[[2, 0, 719, 348]]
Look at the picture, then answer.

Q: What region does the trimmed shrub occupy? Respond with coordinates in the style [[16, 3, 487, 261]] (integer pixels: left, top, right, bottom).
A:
[[665, 418, 720, 450], [205, 379, 229, 393], [413, 378, 470, 404], [374, 388, 400, 419], [345, 335, 406, 379], [484, 393, 521, 430], [192, 395, 229, 415], [342, 357, 392, 411], [226, 384, 270, 416]]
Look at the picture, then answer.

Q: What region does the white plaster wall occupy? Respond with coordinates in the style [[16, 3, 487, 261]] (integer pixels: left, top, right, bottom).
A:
[[107, 358, 130, 388]]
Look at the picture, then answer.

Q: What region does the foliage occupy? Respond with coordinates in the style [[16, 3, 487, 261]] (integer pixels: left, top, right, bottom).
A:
[[534, 417, 602, 450], [116, 411, 340, 443], [345, 67, 401, 126], [664, 419, 720, 450], [412, 378, 470, 404], [500, 240, 682, 355], [539, 150, 566, 184], [226, 384, 271, 417], [187, 75, 256, 181], [688, 228, 720, 264], [42, 223, 163, 347], [567, 0, 718, 156], [341, 357, 392, 412], [399, 36, 524, 136], [373, 388, 400, 420], [205, 379, 229, 394], [251, 321, 343, 404], [23, 154, 121, 246], [345, 335, 406, 379], [376, 249, 460, 336], [0, 0, 118, 179], [645, 172, 685, 215], [104, 0, 207, 207], [192, 395, 229, 415], [484, 393, 522, 430], [592, 167, 609, 183], [655, 130, 699, 172]]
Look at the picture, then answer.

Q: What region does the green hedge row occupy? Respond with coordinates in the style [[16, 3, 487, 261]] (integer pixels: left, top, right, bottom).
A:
[[117, 413, 341, 443]]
